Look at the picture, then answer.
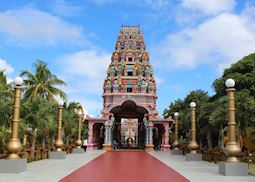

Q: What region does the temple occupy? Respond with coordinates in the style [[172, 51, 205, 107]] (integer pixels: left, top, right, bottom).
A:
[[85, 25, 173, 152]]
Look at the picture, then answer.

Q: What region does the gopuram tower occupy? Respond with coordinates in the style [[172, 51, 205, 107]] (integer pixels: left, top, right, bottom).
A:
[[85, 26, 173, 152]]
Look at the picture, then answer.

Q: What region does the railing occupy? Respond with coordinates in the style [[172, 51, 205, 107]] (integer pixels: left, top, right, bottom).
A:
[[0, 144, 77, 162]]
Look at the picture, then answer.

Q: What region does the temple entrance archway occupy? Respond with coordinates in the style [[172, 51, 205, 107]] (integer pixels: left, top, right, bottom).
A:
[[153, 124, 165, 150], [110, 100, 148, 149], [93, 123, 105, 149]]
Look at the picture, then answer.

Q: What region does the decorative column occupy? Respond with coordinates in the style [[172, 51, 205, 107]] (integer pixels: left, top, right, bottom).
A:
[[0, 77, 27, 173], [87, 122, 94, 151], [55, 100, 64, 152], [145, 122, 154, 152], [103, 114, 114, 151], [172, 112, 179, 150], [73, 110, 84, 153], [188, 102, 199, 154], [49, 99, 66, 159], [162, 123, 170, 152], [186, 102, 202, 161], [5, 77, 23, 160], [219, 78, 248, 176]]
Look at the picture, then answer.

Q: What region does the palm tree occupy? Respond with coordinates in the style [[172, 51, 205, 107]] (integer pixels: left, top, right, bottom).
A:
[[0, 70, 13, 99], [20, 60, 67, 102], [62, 102, 82, 144]]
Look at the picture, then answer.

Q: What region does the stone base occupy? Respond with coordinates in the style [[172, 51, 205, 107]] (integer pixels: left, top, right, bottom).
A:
[[145, 144, 154, 152], [103, 144, 112, 151], [171, 150, 183, 155], [186, 153, 202, 161], [162, 145, 170, 152], [49, 151, 66, 159], [0, 159, 26, 173], [72, 148, 84, 154], [87, 144, 94, 151], [218, 162, 248, 176]]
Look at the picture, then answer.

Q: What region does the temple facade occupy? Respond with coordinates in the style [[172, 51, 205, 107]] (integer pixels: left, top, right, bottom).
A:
[[85, 25, 173, 152]]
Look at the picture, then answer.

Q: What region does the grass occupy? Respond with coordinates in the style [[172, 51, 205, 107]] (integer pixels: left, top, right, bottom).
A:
[[248, 163, 255, 174]]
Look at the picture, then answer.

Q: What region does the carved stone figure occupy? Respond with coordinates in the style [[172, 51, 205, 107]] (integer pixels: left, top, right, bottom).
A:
[[117, 64, 123, 76], [110, 65, 116, 77], [145, 65, 150, 77]]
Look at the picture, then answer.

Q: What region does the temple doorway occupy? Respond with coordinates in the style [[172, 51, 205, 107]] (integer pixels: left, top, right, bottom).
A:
[[153, 124, 165, 150], [93, 123, 105, 149], [111, 100, 147, 149]]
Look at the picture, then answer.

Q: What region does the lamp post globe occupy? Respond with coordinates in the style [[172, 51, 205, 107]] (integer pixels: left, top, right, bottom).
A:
[[174, 112, 179, 117], [57, 99, 64, 107], [225, 78, 235, 88], [190, 102, 196, 108], [14, 77, 23, 86]]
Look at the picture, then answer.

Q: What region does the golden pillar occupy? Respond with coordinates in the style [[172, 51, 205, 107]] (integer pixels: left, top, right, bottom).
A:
[[75, 110, 83, 149], [224, 78, 241, 163], [54, 100, 64, 152], [188, 102, 199, 154], [172, 112, 179, 150], [5, 77, 24, 160]]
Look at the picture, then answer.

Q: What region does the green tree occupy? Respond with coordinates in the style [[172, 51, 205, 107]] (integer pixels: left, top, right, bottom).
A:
[[62, 102, 82, 144], [20, 60, 67, 102]]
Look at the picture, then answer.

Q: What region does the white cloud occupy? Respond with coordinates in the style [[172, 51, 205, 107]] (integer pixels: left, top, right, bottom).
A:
[[0, 58, 14, 74], [57, 50, 111, 114], [153, 7, 255, 72], [51, 0, 82, 17], [181, 0, 236, 15], [93, 0, 171, 9], [59, 50, 110, 79], [169, 84, 183, 93], [0, 7, 85, 46]]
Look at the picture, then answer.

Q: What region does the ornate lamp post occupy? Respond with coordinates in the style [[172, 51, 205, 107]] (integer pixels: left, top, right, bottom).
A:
[[172, 112, 179, 150], [186, 102, 202, 161], [224, 78, 241, 162], [5, 77, 23, 160], [73, 110, 85, 153], [55, 99, 64, 152], [218, 78, 248, 176], [188, 102, 199, 154], [75, 110, 83, 149], [0, 77, 27, 173], [49, 99, 66, 159]]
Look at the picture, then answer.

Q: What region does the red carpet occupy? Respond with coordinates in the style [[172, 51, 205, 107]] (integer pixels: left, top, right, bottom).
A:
[[60, 151, 189, 182]]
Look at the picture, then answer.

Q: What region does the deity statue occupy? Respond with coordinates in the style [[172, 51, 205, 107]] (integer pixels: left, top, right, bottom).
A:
[[137, 78, 142, 92], [106, 80, 112, 92], [117, 64, 123, 76], [150, 67, 153, 77], [138, 64, 144, 76], [118, 78, 122, 92], [148, 80, 154, 93], [129, 42, 133, 49], [113, 52, 118, 62], [117, 41, 121, 50], [121, 52, 125, 61], [145, 65, 150, 77], [134, 64, 138, 76], [110, 65, 116, 77], [107, 67, 110, 76], [133, 83, 138, 93]]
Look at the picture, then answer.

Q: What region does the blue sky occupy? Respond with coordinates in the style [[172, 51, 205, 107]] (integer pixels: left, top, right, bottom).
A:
[[0, 0, 255, 117]]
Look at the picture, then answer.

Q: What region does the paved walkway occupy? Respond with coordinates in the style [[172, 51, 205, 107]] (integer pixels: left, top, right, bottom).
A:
[[151, 151, 255, 182], [60, 150, 188, 182], [0, 150, 254, 182], [0, 150, 104, 182]]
